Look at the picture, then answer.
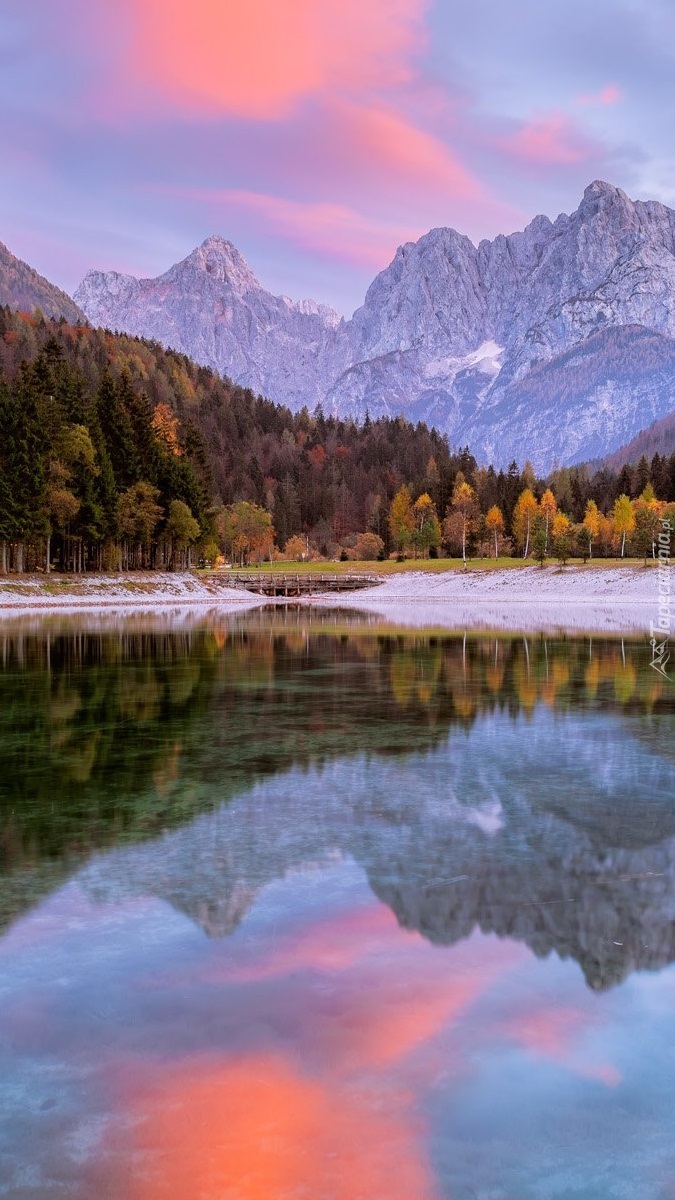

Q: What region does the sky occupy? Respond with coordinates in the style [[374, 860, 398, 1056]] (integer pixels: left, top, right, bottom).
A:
[[1, 0, 674, 315]]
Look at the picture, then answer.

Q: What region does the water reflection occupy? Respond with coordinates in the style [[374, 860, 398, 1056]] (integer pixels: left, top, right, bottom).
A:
[[1, 610, 673, 990], [2, 610, 675, 1199]]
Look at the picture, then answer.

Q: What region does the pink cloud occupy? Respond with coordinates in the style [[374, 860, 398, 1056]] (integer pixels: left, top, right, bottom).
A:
[[218, 904, 405, 980], [335, 100, 485, 199], [171, 187, 426, 269], [499, 1005, 622, 1088], [124, 0, 429, 120], [154, 902, 527, 1077], [577, 84, 623, 107], [155, 91, 523, 270], [499, 113, 599, 166], [116, 0, 491, 212], [104, 1053, 436, 1200], [72, 0, 529, 267], [96, 915, 531, 1200]]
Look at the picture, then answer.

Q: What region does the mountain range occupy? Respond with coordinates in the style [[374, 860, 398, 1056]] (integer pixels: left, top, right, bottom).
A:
[[72, 181, 675, 472], [4, 181, 675, 472]]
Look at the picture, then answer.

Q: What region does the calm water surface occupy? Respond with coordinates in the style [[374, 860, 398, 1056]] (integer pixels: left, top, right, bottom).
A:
[[1, 608, 674, 1200]]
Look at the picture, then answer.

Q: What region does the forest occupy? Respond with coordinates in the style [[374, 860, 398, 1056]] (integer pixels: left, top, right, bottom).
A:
[[1, 306, 674, 572]]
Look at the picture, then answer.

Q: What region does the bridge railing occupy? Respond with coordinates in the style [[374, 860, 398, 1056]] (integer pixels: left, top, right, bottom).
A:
[[214, 572, 382, 594]]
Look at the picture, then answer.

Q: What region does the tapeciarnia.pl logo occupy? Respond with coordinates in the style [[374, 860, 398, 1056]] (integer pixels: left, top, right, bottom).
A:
[[650, 519, 672, 679]]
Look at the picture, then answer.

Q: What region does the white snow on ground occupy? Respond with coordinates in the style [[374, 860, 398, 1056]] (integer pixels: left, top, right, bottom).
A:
[[0, 566, 669, 634], [0, 572, 268, 615], [308, 566, 667, 634]]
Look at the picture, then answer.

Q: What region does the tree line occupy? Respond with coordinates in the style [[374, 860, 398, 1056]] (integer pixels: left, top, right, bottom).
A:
[[385, 474, 673, 566], [1, 307, 675, 572]]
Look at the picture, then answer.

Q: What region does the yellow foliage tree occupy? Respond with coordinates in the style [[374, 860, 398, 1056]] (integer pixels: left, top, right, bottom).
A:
[[388, 486, 415, 554], [412, 492, 441, 558], [612, 494, 635, 558], [151, 402, 183, 457], [513, 488, 539, 558], [446, 477, 479, 566], [540, 488, 557, 553], [582, 499, 601, 558], [484, 505, 505, 559], [284, 534, 309, 561]]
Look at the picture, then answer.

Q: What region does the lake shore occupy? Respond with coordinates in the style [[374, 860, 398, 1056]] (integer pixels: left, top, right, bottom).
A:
[[0, 572, 268, 616], [0, 564, 667, 634], [308, 564, 665, 635]]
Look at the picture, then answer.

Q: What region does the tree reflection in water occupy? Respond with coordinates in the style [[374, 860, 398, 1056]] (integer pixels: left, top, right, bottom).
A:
[[1, 608, 673, 992]]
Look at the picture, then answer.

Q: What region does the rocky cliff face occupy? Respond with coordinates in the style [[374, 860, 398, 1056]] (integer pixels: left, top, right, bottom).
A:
[[0, 240, 86, 324], [75, 183, 675, 470], [75, 235, 340, 412]]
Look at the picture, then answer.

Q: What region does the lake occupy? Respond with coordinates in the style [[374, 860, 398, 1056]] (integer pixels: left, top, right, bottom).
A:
[[1, 608, 674, 1200]]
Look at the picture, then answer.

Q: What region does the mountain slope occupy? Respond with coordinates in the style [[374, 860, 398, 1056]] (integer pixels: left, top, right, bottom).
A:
[[75, 182, 675, 471], [0, 240, 86, 324], [76, 235, 340, 411], [328, 182, 675, 465], [461, 325, 675, 468], [600, 407, 675, 468]]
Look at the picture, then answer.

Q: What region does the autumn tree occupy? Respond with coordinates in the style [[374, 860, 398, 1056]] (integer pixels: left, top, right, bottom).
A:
[[151, 402, 183, 457], [612, 494, 635, 558], [388, 486, 414, 555], [484, 505, 505, 560], [539, 488, 557, 554], [284, 534, 309, 561], [118, 482, 163, 568], [221, 501, 274, 565], [446, 476, 479, 566], [353, 531, 385, 560], [412, 492, 441, 558], [552, 511, 572, 566], [596, 512, 614, 557], [513, 488, 539, 558], [582, 499, 601, 559], [46, 424, 100, 572]]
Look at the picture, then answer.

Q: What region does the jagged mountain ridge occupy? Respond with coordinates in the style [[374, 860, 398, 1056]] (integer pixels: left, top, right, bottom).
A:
[[74, 182, 675, 471], [75, 235, 340, 413], [0, 240, 86, 324]]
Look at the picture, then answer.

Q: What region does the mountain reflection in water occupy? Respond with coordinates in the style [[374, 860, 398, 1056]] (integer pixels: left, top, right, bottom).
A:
[[1, 608, 673, 989], [2, 609, 675, 1200]]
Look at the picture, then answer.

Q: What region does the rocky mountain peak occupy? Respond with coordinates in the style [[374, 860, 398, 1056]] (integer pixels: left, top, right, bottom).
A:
[[73, 181, 675, 469], [178, 234, 261, 292], [574, 180, 643, 238], [582, 178, 628, 202]]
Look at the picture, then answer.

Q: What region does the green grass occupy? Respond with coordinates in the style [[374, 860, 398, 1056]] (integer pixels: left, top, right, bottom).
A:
[[121, 580, 163, 593], [0, 556, 657, 596], [202, 555, 656, 577]]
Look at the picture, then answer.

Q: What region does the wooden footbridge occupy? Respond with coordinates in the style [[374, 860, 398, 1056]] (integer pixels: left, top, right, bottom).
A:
[[216, 572, 383, 597]]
